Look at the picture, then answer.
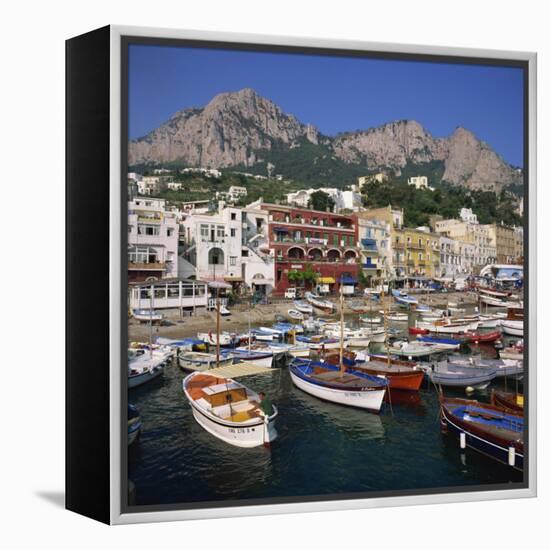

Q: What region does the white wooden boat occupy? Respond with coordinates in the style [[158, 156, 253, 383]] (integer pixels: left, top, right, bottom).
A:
[[219, 305, 231, 316], [389, 340, 456, 358], [418, 308, 444, 319], [128, 348, 171, 388], [197, 331, 234, 346], [416, 319, 479, 334], [293, 300, 313, 314], [268, 341, 311, 358], [501, 320, 524, 336], [305, 291, 335, 313], [183, 372, 278, 448], [296, 334, 345, 350], [385, 312, 408, 322], [178, 351, 234, 372], [449, 355, 523, 378], [289, 358, 387, 411], [360, 315, 383, 325], [477, 315, 502, 328], [132, 309, 163, 323], [288, 309, 304, 320]]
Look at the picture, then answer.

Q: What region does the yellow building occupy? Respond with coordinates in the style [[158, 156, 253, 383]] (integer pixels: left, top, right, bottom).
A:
[[394, 227, 440, 278]]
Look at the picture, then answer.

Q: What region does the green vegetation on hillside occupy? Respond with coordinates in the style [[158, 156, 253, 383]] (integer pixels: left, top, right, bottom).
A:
[[362, 180, 523, 227]]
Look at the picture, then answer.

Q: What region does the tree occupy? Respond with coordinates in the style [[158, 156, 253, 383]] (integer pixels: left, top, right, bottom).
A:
[[308, 190, 335, 212]]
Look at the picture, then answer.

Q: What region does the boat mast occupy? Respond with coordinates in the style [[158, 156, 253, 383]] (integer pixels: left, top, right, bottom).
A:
[[216, 286, 220, 368], [339, 281, 345, 374], [383, 279, 391, 368], [149, 283, 154, 359]]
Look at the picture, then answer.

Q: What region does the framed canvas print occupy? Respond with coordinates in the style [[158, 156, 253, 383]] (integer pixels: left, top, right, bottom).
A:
[[66, 25, 537, 525]]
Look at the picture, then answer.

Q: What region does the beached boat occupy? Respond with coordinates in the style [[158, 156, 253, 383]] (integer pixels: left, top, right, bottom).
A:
[[293, 300, 313, 314], [440, 396, 523, 471], [178, 351, 234, 372], [132, 308, 163, 323], [128, 404, 142, 445], [305, 291, 335, 313], [428, 362, 497, 388], [183, 372, 278, 448], [289, 358, 387, 411], [491, 390, 524, 413], [501, 320, 524, 337], [219, 305, 231, 316], [288, 309, 304, 320]]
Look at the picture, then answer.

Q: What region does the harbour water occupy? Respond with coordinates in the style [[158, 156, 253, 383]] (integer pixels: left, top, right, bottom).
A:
[[128, 315, 524, 507]]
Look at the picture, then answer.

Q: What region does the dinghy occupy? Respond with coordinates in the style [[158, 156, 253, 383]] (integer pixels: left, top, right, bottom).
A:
[[391, 289, 418, 306], [296, 334, 344, 350], [183, 372, 278, 448], [440, 396, 523, 471]]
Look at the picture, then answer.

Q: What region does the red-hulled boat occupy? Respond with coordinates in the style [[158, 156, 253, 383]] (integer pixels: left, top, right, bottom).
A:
[[491, 390, 524, 414], [321, 350, 425, 391], [461, 330, 502, 344], [409, 326, 430, 335]]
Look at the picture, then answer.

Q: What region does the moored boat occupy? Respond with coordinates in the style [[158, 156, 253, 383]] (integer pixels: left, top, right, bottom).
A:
[[288, 309, 304, 320], [289, 358, 387, 411], [183, 372, 278, 447], [178, 351, 234, 372], [440, 396, 523, 471], [128, 347, 171, 388], [197, 331, 234, 347], [491, 390, 524, 413], [128, 404, 142, 445], [428, 362, 497, 388], [501, 320, 524, 337]]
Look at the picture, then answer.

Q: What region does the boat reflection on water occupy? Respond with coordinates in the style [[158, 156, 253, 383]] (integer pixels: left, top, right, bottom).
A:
[[384, 389, 426, 414], [290, 384, 385, 442]]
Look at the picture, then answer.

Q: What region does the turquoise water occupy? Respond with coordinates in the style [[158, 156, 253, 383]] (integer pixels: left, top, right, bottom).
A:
[[128, 339, 524, 507]]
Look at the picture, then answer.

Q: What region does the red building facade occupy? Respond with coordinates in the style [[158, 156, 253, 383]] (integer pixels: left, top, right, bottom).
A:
[[260, 204, 360, 295]]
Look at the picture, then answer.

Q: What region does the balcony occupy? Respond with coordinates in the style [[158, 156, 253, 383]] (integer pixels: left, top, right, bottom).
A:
[[128, 261, 166, 271], [362, 262, 378, 270], [393, 242, 405, 249]]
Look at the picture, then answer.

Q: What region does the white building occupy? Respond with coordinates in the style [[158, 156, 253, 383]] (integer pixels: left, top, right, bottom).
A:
[[137, 176, 165, 196], [181, 203, 274, 294], [357, 216, 391, 279], [181, 167, 222, 178], [127, 198, 179, 282], [460, 207, 478, 224], [408, 176, 434, 191], [286, 187, 362, 212], [357, 173, 388, 190], [439, 237, 475, 278]]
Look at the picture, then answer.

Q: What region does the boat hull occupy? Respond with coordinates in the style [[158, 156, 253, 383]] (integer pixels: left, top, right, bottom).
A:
[[501, 321, 524, 336], [289, 371, 385, 411], [440, 400, 523, 471], [178, 354, 234, 372], [189, 404, 277, 448], [128, 365, 164, 388]]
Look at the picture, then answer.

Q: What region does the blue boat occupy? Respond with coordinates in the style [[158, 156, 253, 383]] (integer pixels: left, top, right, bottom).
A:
[[391, 289, 418, 306], [440, 397, 524, 471], [417, 335, 463, 347], [289, 358, 388, 411]]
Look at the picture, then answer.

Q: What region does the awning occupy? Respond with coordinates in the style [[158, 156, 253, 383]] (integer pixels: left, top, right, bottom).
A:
[[273, 227, 289, 233], [318, 276, 335, 284], [208, 281, 232, 289], [339, 276, 358, 284], [223, 276, 243, 282]]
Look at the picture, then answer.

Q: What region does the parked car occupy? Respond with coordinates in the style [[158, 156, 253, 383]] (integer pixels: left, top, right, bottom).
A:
[[284, 287, 298, 299]]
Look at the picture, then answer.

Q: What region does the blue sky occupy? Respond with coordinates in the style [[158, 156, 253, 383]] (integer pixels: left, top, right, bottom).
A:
[[128, 44, 524, 167]]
